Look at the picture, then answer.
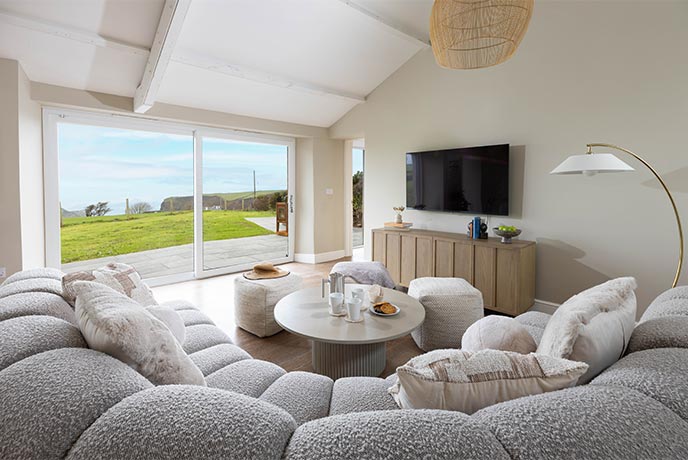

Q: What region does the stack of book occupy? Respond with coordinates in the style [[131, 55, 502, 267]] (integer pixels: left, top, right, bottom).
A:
[[384, 222, 413, 231]]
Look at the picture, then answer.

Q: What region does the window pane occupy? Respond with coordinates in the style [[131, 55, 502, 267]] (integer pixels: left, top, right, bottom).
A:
[[58, 123, 194, 279]]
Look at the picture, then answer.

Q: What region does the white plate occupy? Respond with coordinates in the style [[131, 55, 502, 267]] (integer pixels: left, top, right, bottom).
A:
[[369, 303, 400, 317]]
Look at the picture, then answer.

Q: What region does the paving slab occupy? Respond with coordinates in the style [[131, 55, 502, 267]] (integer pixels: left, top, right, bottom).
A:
[[62, 234, 289, 279]]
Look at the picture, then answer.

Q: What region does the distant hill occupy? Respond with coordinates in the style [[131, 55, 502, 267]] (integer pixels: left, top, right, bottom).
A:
[[61, 208, 85, 218], [160, 190, 285, 212]]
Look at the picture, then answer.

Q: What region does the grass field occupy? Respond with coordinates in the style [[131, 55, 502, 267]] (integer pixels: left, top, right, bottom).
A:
[[61, 210, 274, 263]]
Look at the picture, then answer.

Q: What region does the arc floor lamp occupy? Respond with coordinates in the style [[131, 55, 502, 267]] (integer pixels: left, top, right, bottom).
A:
[[551, 143, 684, 288]]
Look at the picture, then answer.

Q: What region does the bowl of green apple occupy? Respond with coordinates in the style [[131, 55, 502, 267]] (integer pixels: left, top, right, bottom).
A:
[[493, 225, 521, 244]]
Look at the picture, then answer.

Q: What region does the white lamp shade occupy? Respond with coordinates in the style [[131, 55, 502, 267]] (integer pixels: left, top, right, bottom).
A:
[[550, 153, 635, 175]]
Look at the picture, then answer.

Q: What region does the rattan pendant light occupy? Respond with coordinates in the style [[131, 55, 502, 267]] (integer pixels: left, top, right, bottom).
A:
[[430, 0, 534, 69]]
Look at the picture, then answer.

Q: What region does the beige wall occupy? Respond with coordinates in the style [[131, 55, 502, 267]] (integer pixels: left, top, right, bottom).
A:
[[295, 137, 316, 255], [294, 137, 346, 260], [312, 137, 345, 255], [330, 1, 688, 313], [0, 59, 23, 277], [0, 58, 46, 277]]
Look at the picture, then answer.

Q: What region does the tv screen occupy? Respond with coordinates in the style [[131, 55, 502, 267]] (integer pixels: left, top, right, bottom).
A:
[[406, 144, 509, 216]]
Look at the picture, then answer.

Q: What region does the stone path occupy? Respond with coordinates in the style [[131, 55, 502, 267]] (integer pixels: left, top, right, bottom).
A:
[[62, 234, 288, 279]]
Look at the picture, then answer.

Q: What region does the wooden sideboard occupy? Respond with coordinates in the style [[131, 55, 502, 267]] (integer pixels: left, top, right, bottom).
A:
[[372, 228, 536, 316]]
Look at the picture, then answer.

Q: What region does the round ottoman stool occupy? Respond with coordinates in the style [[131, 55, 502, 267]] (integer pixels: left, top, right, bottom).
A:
[[234, 273, 303, 337], [408, 277, 484, 351]]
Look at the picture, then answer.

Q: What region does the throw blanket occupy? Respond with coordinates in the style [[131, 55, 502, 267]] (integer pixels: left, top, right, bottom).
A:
[[330, 262, 395, 289]]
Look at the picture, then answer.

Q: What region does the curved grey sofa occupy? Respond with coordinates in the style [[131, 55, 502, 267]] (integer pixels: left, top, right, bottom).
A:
[[1, 269, 687, 459]]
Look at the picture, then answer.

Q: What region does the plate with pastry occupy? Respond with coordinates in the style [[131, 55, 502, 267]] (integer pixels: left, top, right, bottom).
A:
[[370, 301, 400, 317]]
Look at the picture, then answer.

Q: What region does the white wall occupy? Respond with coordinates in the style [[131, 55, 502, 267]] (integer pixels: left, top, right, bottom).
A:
[[18, 63, 45, 269], [330, 1, 688, 313]]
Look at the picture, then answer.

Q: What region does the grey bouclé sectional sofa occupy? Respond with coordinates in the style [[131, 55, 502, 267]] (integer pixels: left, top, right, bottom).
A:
[[1, 268, 688, 459]]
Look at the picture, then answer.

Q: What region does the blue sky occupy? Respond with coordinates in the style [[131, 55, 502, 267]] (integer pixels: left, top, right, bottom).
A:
[[58, 123, 287, 215], [353, 147, 364, 174]]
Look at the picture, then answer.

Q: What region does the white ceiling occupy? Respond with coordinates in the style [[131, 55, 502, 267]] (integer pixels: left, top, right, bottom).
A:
[[0, 0, 432, 127]]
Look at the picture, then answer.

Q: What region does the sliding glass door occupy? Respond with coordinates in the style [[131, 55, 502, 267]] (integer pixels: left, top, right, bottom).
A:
[[197, 133, 293, 275], [44, 109, 295, 285]]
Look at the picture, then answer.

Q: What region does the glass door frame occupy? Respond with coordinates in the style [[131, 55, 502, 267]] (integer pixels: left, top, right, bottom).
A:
[[193, 127, 296, 279], [43, 107, 296, 286]]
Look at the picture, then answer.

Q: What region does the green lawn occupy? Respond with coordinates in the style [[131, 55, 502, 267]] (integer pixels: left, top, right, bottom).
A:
[[61, 210, 274, 263]]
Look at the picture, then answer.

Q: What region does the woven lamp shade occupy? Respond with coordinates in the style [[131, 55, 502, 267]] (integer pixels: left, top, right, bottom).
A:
[[430, 0, 534, 69]]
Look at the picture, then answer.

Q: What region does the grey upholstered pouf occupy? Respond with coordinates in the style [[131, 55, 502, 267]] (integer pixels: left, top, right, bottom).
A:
[[234, 273, 303, 337], [408, 277, 484, 351]]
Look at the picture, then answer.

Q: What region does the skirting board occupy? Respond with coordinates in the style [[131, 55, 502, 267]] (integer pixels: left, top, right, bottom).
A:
[[530, 299, 559, 315], [294, 250, 346, 264]]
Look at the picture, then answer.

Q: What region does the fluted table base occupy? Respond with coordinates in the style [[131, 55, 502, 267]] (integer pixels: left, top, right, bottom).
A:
[[311, 341, 386, 379]]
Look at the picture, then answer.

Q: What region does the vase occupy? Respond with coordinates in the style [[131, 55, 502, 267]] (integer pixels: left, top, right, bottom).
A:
[[394, 213, 403, 224]]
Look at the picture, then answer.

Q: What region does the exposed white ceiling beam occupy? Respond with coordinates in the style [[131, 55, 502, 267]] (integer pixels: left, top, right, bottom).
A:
[[134, 0, 191, 113], [335, 0, 431, 47], [172, 53, 366, 103], [0, 6, 365, 105], [0, 10, 149, 57]]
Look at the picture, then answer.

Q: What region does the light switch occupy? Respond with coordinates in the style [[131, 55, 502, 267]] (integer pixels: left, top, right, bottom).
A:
[[325, 188, 334, 195], [0, 267, 5, 278]]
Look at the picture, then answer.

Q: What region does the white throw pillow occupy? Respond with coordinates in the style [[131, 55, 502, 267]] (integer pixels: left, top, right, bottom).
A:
[[461, 315, 537, 354], [537, 277, 637, 383], [145, 305, 186, 344], [62, 263, 157, 307], [389, 349, 588, 414], [73, 281, 205, 386]]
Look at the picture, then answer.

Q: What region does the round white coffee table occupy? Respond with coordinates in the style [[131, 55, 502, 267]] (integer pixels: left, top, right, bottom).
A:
[[274, 285, 425, 379]]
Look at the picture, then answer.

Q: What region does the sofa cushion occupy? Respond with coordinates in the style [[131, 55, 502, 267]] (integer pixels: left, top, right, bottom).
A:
[[514, 310, 551, 345], [206, 359, 285, 397], [159, 299, 200, 312], [641, 286, 688, 321], [190, 343, 252, 376], [260, 371, 333, 425], [627, 316, 688, 354], [473, 385, 688, 460], [462, 315, 537, 354], [591, 348, 688, 420], [329, 377, 399, 415], [0, 316, 86, 371], [0, 278, 63, 299], [1, 267, 63, 285], [0, 292, 77, 325], [183, 324, 233, 354], [284, 409, 510, 460], [66, 386, 296, 460], [537, 277, 637, 383], [73, 281, 205, 386], [389, 349, 588, 414], [177, 309, 215, 327], [0, 348, 152, 460], [62, 262, 156, 307]]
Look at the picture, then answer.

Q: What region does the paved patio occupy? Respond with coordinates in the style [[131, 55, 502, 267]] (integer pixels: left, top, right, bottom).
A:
[[62, 234, 288, 279], [353, 227, 363, 247]]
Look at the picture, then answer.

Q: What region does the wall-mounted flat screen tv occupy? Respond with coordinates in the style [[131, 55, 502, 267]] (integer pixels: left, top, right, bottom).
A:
[[406, 144, 509, 216]]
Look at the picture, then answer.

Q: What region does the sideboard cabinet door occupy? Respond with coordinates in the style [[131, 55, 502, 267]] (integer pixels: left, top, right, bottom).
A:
[[474, 246, 496, 308], [385, 233, 402, 285]]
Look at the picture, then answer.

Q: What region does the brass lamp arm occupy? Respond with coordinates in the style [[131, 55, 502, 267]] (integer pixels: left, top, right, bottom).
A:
[[587, 143, 684, 288]]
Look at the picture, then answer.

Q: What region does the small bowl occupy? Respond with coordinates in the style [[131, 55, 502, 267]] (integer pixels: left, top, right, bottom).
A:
[[493, 227, 522, 244]]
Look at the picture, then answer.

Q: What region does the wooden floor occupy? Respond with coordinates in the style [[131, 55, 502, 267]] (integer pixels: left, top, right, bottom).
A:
[[152, 257, 423, 378]]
